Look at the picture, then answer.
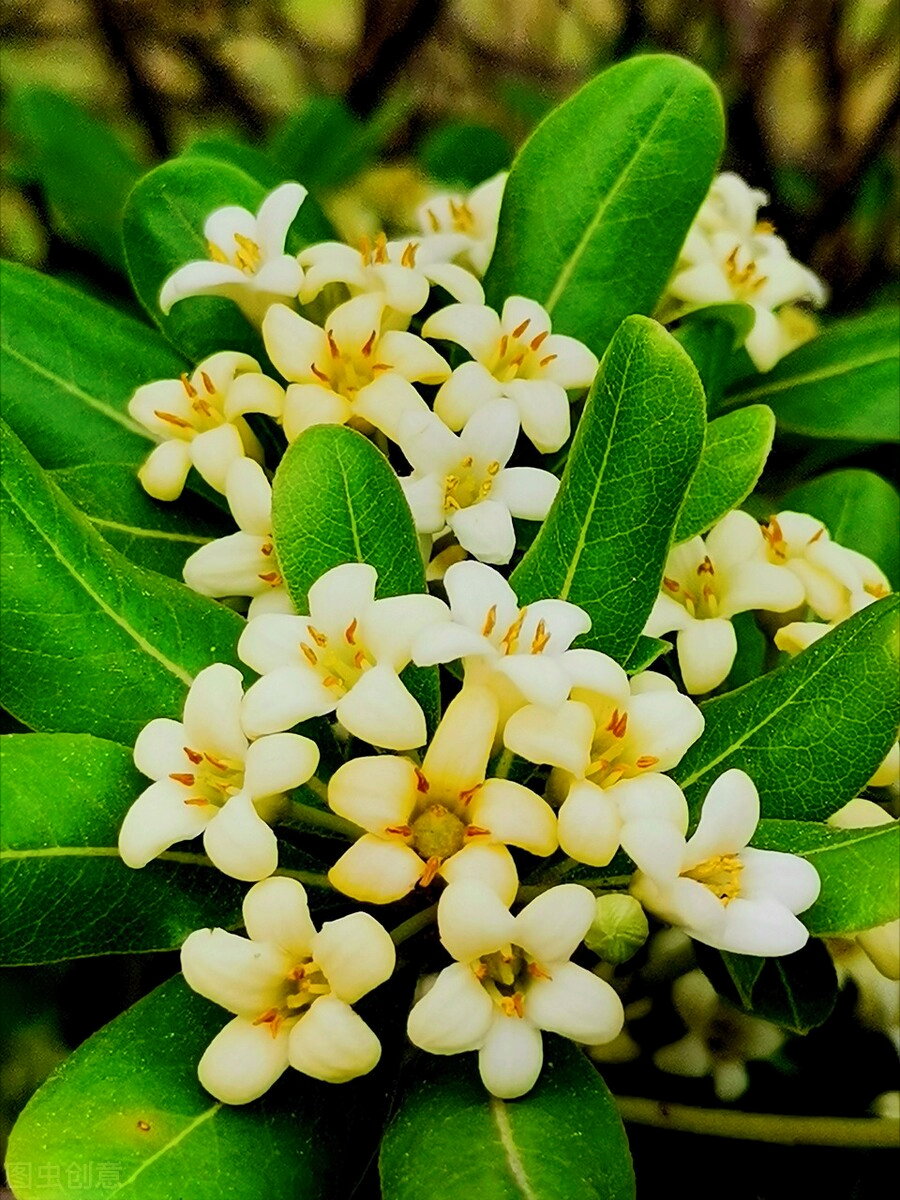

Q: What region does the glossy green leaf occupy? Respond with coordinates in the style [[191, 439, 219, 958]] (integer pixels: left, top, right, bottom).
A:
[[778, 468, 900, 591], [722, 308, 900, 442], [511, 315, 706, 664], [674, 405, 775, 542], [380, 1039, 634, 1200], [484, 55, 723, 356], [267, 96, 371, 190], [272, 424, 439, 731], [721, 611, 767, 692], [672, 303, 756, 412], [0, 260, 179, 469], [51, 463, 228, 579], [752, 819, 900, 936], [0, 734, 245, 964], [5, 88, 142, 273], [6, 975, 394, 1200], [624, 635, 671, 674], [419, 122, 512, 188], [0, 422, 246, 744], [699, 940, 838, 1035], [671, 596, 900, 821]]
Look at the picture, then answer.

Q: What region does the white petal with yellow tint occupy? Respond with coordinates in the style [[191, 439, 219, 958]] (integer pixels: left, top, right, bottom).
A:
[[478, 1014, 543, 1099], [504, 701, 594, 776], [434, 361, 503, 429], [536, 334, 599, 389], [422, 302, 501, 361], [182, 532, 271, 598], [524, 961, 624, 1044], [263, 303, 328, 382], [138, 439, 192, 500], [450, 500, 515, 564], [311, 912, 395, 1003], [422, 685, 498, 795], [738, 848, 821, 913], [328, 754, 418, 832], [722, 561, 805, 618], [359, 593, 450, 671], [681, 768, 759, 868], [715, 898, 810, 956], [241, 876, 316, 960], [557, 781, 622, 867], [439, 842, 519, 906], [237, 613, 305, 673], [283, 383, 352, 439], [613, 773, 690, 835], [504, 378, 570, 454], [443, 560, 520, 636], [182, 663, 247, 761], [621, 818, 687, 881], [118, 777, 214, 867], [308, 562, 377, 638], [676, 617, 737, 694], [407, 962, 495, 1053], [622, 688, 705, 773], [202, 792, 279, 881], [470, 778, 557, 856], [421, 261, 485, 305], [190, 423, 246, 494], [133, 717, 190, 780], [240, 666, 337, 738], [159, 262, 248, 314], [328, 836, 425, 903], [492, 467, 559, 521], [335, 663, 426, 749], [288, 996, 381, 1083], [243, 732, 319, 799], [353, 375, 431, 442], [255, 182, 307, 258], [513, 883, 596, 963], [180, 927, 292, 1016], [379, 330, 451, 383], [224, 457, 272, 535], [198, 1016, 291, 1104], [438, 878, 516, 962]]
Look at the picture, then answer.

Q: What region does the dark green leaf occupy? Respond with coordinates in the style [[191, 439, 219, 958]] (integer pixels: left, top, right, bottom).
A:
[[0, 259, 179, 469], [6, 975, 395, 1199], [672, 303, 756, 412], [484, 55, 723, 357], [671, 597, 900, 821], [5, 88, 142, 273], [0, 422, 246, 744], [419, 122, 512, 188], [51, 462, 229, 579], [624, 635, 671, 674], [380, 1039, 634, 1200], [674, 405, 775, 542], [272, 424, 439, 731], [511, 315, 706, 664], [778, 468, 900, 591], [699, 940, 838, 1035], [267, 96, 372, 190], [752, 819, 900, 936], [722, 309, 900, 442], [721, 611, 767, 692]]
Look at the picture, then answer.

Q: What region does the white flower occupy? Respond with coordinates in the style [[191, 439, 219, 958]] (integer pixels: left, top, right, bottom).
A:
[[181, 876, 395, 1102], [505, 671, 705, 867], [299, 231, 483, 318], [828, 799, 900, 980], [326, 686, 557, 906], [128, 351, 284, 499], [406, 879, 624, 1099], [761, 511, 891, 622], [396, 400, 559, 565], [119, 663, 319, 881], [654, 969, 784, 1101], [412, 561, 611, 725], [159, 182, 306, 326], [416, 172, 507, 276], [262, 294, 450, 442], [668, 173, 826, 371], [422, 296, 598, 453], [182, 458, 294, 619], [644, 509, 805, 693], [238, 562, 449, 750], [625, 768, 821, 956]]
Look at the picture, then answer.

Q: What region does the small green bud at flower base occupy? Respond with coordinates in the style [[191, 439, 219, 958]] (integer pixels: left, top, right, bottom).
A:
[[585, 894, 649, 964]]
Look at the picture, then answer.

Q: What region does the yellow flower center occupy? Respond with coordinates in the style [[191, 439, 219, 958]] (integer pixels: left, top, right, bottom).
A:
[[252, 959, 332, 1039], [443, 455, 500, 513], [662, 555, 721, 619], [473, 943, 551, 1018], [309, 326, 392, 405], [583, 705, 659, 787], [387, 768, 491, 886], [170, 748, 245, 810], [487, 319, 558, 383], [299, 619, 376, 697], [208, 233, 262, 274], [153, 372, 226, 440], [683, 853, 743, 905], [722, 244, 768, 299]]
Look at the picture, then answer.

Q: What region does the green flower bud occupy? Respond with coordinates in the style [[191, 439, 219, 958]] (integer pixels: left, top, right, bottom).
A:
[[585, 894, 649, 964]]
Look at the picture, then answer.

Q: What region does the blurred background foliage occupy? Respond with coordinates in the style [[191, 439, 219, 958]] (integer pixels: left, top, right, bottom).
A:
[[1, 2, 898, 1196]]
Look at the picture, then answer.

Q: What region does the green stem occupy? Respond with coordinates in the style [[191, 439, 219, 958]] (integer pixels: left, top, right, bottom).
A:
[[273, 868, 334, 889], [390, 904, 438, 945], [613, 1096, 900, 1148], [492, 747, 515, 779], [517, 871, 632, 903], [283, 798, 360, 840], [302, 775, 329, 802]]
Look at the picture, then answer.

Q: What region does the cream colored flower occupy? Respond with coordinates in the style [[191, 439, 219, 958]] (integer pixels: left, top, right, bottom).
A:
[[407, 879, 624, 1098], [416, 172, 507, 276], [129, 351, 284, 499], [119, 663, 319, 881], [327, 686, 557, 905], [160, 183, 306, 325], [181, 877, 395, 1102], [262, 293, 450, 442]]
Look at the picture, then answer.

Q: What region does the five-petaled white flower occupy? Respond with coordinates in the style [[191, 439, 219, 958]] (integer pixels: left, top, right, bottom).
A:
[[326, 685, 557, 906], [407, 879, 624, 1099], [667, 172, 826, 371], [422, 296, 598, 453], [653, 969, 784, 1101], [262, 293, 450, 442], [238, 562, 449, 749], [413, 561, 617, 727], [415, 172, 507, 276], [182, 458, 294, 620], [504, 671, 705, 867], [160, 182, 306, 326], [181, 876, 395, 1102], [129, 351, 284, 499], [119, 663, 319, 881], [760, 511, 891, 622], [299, 231, 483, 319], [625, 768, 821, 956], [396, 400, 559, 565], [644, 509, 805, 693]]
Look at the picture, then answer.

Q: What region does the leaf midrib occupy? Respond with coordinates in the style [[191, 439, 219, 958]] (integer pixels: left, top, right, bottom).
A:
[[725, 347, 896, 405]]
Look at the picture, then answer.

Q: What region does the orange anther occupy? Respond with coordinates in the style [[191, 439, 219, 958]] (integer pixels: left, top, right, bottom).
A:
[[169, 772, 195, 786], [530, 330, 549, 351], [464, 824, 490, 838], [511, 318, 530, 339], [260, 541, 273, 556], [697, 555, 715, 575], [458, 784, 482, 807], [663, 576, 680, 593], [301, 643, 318, 666], [415, 768, 430, 793], [310, 362, 331, 384], [183, 797, 210, 807], [344, 618, 358, 645], [419, 856, 441, 887], [527, 961, 551, 980], [154, 410, 192, 429], [184, 746, 203, 764], [635, 755, 659, 769], [807, 526, 825, 545], [538, 354, 558, 367], [482, 604, 497, 636], [606, 709, 628, 739], [200, 371, 216, 395], [530, 619, 551, 654], [361, 330, 377, 357], [385, 824, 412, 838], [426, 207, 440, 233], [180, 372, 197, 398], [258, 571, 282, 585], [307, 625, 327, 647], [327, 330, 340, 358], [204, 752, 228, 770], [498, 334, 509, 358], [400, 241, 418, 268]]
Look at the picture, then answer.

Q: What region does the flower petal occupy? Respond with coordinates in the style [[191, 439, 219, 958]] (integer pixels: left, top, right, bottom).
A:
[[256, 182, 307, 257], [241, 876, 316, 959], [622, 689, 705, 772], [336, 664, 427, 749], [504, 378, 570, 454], [138, 440, 192, 501], [243, 732, 319, 799], [714, 898, 811, 956], [676, 618, 737, 694], [198, 1016, 291, 1104], [328, 754, 418, 831], [513, 883, 596, 963], [182, 663, 248, 760], [422, 685, 498, 794], [451, 500, 516, 564], [738, 848, 821, 915], [492, 467, 559, 521], [180, 927, 291, 1016], [190, 423, 247, 494], [478, 1014, 544, 1099], [202, 793, 279, 881], [328, 836, 425, 903], [360, 594, 450, 670], [308, 562, 378, 637], [159, 262, 248, 313], [422, 303, 501, 362], [263, 304, 328, 382], [378, 330, 451, 384], [224, 372, 286, 422], [443, 560, 520, 635], [524, 962, 624, 1044], [241, 667, 337, 738], [434, 361, 502, 429], [288, 996, 381, 1082], [682, 769, 759, 868], [406, 962, 495, 1053], [471, 779, 557, 855], [118, 778, 213, 867], [438, 878, 516, 962], [282, 383, 352, 439], [133, 717, 190, 780], [440, 842, 519, 906], [503, 701, 594, 776], [613, 773, 690, 835], [311, 911, 396, 1003], [557, 782, 622, 867]]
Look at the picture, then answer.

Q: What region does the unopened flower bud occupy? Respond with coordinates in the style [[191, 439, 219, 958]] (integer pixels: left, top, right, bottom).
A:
[[585, 894, 649, 964]]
